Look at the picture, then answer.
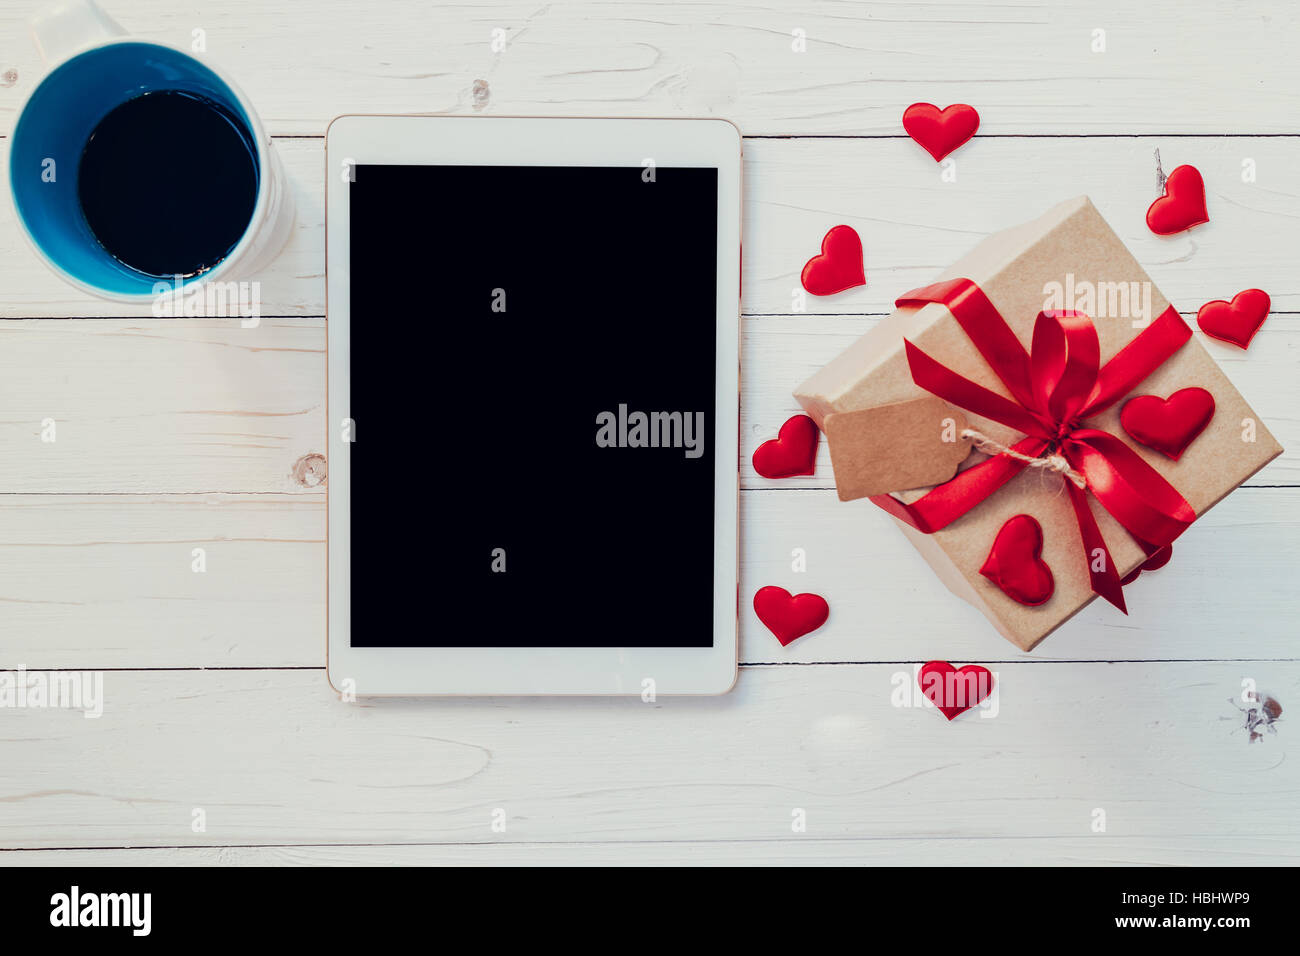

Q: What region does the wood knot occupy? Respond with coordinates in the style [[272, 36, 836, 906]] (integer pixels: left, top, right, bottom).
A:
[[292, 453, 327, 487], [471, 79, 490, 110]]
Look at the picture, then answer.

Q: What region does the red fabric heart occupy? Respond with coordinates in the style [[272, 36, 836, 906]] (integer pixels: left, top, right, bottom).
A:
[[1196, 289, 1271, 349], [752, 414, 819, 478], [979, 514, 1054, 606], [902, 103, 980, 162], [1120, 543, 1173, 586], [753, 586, 829, 646], [1120, 387, 1215, 461], [918, 661, 994, 721], [1145, 164, 1209, 235], [800, 225, 865, 296]]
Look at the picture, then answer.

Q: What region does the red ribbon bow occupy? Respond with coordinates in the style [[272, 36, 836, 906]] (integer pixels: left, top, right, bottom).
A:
[[870, 278, 1197, 613]]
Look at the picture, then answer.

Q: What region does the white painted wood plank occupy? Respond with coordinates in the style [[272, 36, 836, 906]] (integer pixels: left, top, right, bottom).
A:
[[3, 137, 1300, 319], [743, 136, 1300, 316], [0, 1, 1295, 136], [1, 665, 1294, 852], [0, 489, 1294, 669], [0, 318, 324, 493], [739, 487, 1300, 663], [0, 494, 322, 669], [6, 836, 1299, 866], [0, 308, 1295, 497]]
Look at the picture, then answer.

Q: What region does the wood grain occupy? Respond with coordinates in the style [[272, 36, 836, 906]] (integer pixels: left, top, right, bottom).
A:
[[0, 494, 323, 669], [742, 137, 1300, 316], [7, 837, 1300, 866], [0, 489, 1295, 669], [0, 319, 324, 493], [0, 311, 1294, 494], [1, 664, 1293, 852], [1, 1, 1296, 136]]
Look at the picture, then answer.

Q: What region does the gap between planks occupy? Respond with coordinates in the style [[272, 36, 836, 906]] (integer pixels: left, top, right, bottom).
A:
[[11, 659, 1300, 672], [4, 312, 1300, 320], [5, 833, 1298, 850], [6, 134, 1300, 142]]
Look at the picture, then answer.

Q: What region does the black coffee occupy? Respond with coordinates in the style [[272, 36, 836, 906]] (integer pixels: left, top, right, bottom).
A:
[[77, 90, 259, 278]]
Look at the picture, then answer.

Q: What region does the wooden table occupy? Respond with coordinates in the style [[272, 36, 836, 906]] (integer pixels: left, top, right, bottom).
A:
[[1, 0, 1297, 865]]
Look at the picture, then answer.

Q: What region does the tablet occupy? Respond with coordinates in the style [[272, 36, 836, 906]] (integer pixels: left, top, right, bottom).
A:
[[325, 116, 741, 695]]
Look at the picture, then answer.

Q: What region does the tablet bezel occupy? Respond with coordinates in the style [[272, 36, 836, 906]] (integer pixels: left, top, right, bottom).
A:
[[325, 115, 741, 695]]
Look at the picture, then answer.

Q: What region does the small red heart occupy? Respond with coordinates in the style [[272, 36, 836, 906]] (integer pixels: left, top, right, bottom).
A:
[[800, 225, 865, 296], [1121, 544, 1173, 586], [918, 661, 994, 721], [1120, 387, 1216, 461], [753, 586, 829, 646], [752, 414, 819, 478], [1146, 164, 1209, 235], [979, 514, 1054, 606], [902, 103, 980, 162], [1196, 289, 1271, 349]]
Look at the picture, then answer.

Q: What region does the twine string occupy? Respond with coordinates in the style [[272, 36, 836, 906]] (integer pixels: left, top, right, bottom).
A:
[[961, 428, 1087, 490]]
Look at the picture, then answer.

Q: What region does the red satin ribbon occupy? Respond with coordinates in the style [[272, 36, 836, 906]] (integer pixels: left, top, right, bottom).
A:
[[870, 278, 1197, 613]]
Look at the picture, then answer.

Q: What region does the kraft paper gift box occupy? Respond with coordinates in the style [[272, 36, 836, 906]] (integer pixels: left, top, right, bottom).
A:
[[794, 196, 1283, 651]]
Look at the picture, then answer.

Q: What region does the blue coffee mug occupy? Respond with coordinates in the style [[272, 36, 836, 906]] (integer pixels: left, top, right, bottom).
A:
[[9, 0, 293, 301]]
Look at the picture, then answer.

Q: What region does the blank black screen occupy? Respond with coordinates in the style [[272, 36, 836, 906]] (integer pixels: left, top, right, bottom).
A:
[[349, 164, 718, 647]]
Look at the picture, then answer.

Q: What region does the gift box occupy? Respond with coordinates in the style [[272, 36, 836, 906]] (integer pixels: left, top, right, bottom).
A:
[[795, 196, 1282, 650]]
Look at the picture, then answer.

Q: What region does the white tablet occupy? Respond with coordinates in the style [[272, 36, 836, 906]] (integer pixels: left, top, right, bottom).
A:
[[325, 116, 741, 695]]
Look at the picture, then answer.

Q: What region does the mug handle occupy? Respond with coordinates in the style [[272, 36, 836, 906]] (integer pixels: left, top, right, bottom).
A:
[[29, 0, 126, 64]]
